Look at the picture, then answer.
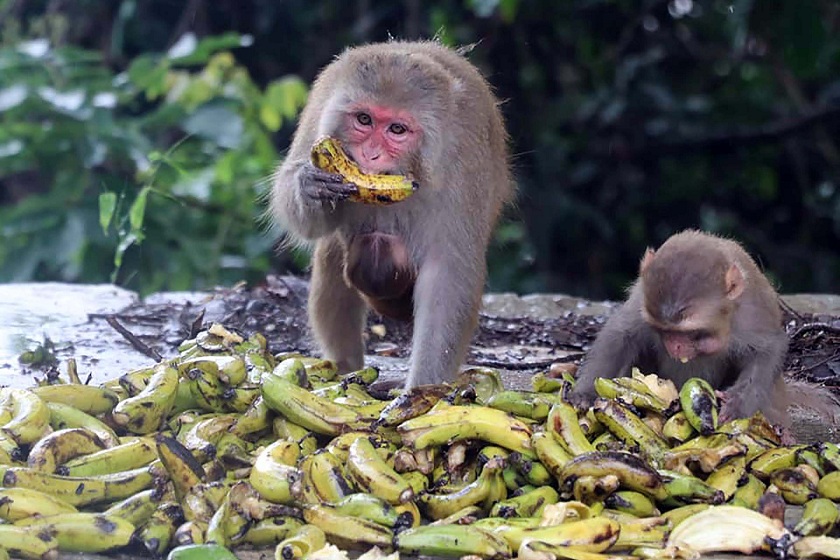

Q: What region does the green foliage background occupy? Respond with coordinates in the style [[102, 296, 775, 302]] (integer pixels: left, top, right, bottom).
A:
[[1, 0, 839, 299]]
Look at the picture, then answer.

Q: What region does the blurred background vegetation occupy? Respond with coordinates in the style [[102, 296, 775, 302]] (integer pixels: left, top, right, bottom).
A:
[[1, 0, 839, 300]]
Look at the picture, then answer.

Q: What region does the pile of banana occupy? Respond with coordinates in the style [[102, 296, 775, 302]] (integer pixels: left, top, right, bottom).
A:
[[1, 322, 840, 560]]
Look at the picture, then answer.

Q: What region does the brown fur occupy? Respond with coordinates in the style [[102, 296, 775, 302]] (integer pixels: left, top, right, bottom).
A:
[[572, 230, 795, 422], [271, 40, 514, 386]]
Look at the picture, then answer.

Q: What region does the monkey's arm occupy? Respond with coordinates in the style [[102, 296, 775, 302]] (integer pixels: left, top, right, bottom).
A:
[[720, 330, 788, 421], [271, 157, 358, 240], [570, 291, 653, 407]]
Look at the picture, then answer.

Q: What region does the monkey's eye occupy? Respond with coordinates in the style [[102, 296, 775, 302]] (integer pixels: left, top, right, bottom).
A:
[[356, 113, 373, 126], [691, 331, 709, 342], [389, 123, 407, 135]]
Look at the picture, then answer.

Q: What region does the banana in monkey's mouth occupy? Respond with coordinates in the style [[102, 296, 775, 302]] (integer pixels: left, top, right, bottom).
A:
[[680, 357, 690, 364]]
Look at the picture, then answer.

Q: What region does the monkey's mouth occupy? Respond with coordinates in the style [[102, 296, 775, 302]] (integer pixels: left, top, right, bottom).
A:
[[679, 357, 690, 364]]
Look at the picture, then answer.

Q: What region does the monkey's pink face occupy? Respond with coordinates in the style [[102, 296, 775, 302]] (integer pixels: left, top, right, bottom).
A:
[[343, 106, 421, 174], [660, 330, 725, 363]]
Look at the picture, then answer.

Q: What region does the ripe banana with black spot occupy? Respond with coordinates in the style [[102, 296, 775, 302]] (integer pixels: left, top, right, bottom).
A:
[[301, 503, 393, 550], [112, 363, 179, 434], [0, 524, 59, 560], [679, 377, 719, 435], [15, 512, 135, 553], [557, 451, 669, 501], [27, 428, 107, 473], [0, 487, 77, 521], [347, 436, 413, 505], [32, 384, 119, 416], [794, 498, 840, 536], [61, 436, 157, 476], [1, 388, 50, 445], [46, 401, 120, 448], [0, 465, 154, 506]]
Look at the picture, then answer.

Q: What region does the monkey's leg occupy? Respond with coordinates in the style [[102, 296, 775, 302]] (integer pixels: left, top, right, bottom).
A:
[[308, 235, 367, 373], [404, 256, 483, 388]]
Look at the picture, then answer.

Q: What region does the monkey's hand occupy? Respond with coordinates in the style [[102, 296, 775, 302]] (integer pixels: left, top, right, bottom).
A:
[[567, 385, 597, 411], [299, 163, 360, 202]]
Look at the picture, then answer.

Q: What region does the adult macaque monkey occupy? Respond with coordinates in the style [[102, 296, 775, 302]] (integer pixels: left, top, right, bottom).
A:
[[271, 40, 514, 387], [571, 229, 795, 424]]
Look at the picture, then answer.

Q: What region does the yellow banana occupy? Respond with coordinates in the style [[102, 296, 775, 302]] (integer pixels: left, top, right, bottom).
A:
[[818, 471, 840, 500], [275, 524, 326, 559], [1, 388, 50, 445], [140, 502, 185, 555], [603, 490, 660, 517], [347, 436, 413, 505], [302, 503, 393, 550], [333, 493, 407, 529], [495, 516, 621, 552], [661, 412, 696, 443], [376, 384, 453, 426], [771, 467, 819, 505], [31, 384, 119, 415], [249, 442, 304, 505], [261, 372, 365, 436], [310, 136, 419, 205], [749, 445, 802, 480], [46, 401, 120, 448], [178, 355, 247, 386], [27, 428, 107, 473], [0, 487, 77, 521], [156, 434, 207, 501], [112, 363, 179, 434], [490, 485, 559, 518], [419, 457, 506, 520], [15, 512, 135, 553], [730, 473, 766, 510], [299, 449, 354, 504], [0, 465, 153, 506], [243, 517, 304, 546], [592, 399, 669, 463], [659, 469, 725, 506], [557, 451, 668, 501], [173, 520, 208, 546], [793, 536, 840, 559], [486, 390, 557, 421], [0, 524, 59, 560], [61, 436, 157, 476], [547, 401, 594, 456], [530, 431, 572, 477], [594, 377, 672, 414], [612, 517, 670, 550], [397, 403, 533, 456], [103, 488, 162, 525]]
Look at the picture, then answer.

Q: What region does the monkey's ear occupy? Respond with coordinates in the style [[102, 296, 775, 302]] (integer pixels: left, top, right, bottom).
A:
[[639, 248, 656, 274], [725, 264, 745, 300]]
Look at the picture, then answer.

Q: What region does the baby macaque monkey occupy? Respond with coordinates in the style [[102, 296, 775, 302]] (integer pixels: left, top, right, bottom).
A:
[[271, 40, 514, 387], [571, 229, 792, 424]]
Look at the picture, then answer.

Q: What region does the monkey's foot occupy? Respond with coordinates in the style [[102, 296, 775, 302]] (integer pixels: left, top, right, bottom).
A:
[[367, 378, 404, 400]]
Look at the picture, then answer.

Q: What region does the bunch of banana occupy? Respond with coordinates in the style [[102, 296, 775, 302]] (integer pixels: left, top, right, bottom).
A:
[[6, 321, 840, 560], [310, 136, 419, 206]]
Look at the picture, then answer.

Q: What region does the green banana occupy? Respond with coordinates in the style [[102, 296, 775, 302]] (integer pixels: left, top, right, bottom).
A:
[[660, 503, 712, 527], [46, 401, 120, 448], [397, 403, 533, 456], [679, 377, 719, 435], [27, 427, 107, 473], [749, 445, 802, 480], [173, 522, 208, 547], [0, 487, 77, 521], [15, 512, 135, 553], [817, 442, 840, 471], [1, 388, 50, 445], [557, 451, 669, 501], [547, 401, 595, 456], [794, 498, 840, 536], [395, 524, 512, 559], [229, 395, 273, 437], [612, 516, 670, 550], [31, 384, 119, 416], [347, 436, 413, 505], [112, 363, 179, 434]]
